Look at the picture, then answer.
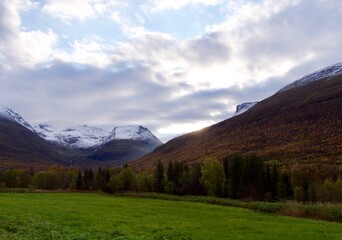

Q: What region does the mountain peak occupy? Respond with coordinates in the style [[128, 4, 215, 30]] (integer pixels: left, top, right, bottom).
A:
[[0, 105, 35, 132], [105, 125, 163, 145], [279, 62, 342, 92]]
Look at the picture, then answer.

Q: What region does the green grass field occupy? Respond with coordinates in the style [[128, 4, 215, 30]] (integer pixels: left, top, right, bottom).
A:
[[0, 193, 341, 240]]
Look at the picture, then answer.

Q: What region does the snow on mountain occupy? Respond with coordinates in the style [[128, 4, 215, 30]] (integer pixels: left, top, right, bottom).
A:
[[34, 124, 58, 142], [34, 124, 163, 148], [1, 105, 162, 148], [104, 125, 163, 145], [234, 102, 258, 116], [34, 124, 110, 148], [279, 62, 342, 92], [0, 105, 35, 132]]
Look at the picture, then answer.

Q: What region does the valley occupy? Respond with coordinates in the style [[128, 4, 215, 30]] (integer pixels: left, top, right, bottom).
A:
[[1, 1, 342, 239]]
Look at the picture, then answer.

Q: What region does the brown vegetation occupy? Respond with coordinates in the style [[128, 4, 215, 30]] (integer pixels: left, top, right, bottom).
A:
[[131, 75, 342, 170]]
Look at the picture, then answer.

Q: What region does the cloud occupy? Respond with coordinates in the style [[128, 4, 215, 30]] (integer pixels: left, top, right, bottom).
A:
[[42, 0, 97, 23], [181, 32, 231, 66], [206, 0, 342, 82], [55, 36, 114, 67], [146, 0, 224, 12], [42, 0, 128, 26], [0, 0, 58, 68]]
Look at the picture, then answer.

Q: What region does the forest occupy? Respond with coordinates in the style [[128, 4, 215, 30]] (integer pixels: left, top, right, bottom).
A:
[[1, 155, 341, 203]]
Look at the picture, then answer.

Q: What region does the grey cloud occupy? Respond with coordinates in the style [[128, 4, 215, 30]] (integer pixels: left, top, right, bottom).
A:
[[0, 2, 17, 38], [233, 0, 342, 69], [182, 32, 231, 66]]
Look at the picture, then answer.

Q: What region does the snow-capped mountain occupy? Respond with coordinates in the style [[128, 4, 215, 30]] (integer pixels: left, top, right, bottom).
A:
[[104, 125, 163, 145], [233, 62, 342, 116], [34, 124, 110, 148], [0, 105, 162, 149], [279, 62, 342, 92], [34, 124, 57, 141], [234, 102, 258, 116], [0, 105, 35, 132], [34, 124, 162, 148]]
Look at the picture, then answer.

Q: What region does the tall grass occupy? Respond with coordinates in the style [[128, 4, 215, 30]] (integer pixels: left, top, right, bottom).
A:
[[0, 188, 29, 193], [116, 192, 342, 223]]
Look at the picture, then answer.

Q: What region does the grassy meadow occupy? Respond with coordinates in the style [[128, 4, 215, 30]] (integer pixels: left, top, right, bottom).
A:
[[0, 193, 341, 240]]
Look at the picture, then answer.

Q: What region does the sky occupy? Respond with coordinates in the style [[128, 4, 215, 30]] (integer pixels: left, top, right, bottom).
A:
[[0, 0, 341, 142]]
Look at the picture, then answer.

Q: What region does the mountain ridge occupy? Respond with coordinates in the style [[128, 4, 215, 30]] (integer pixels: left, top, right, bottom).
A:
[[279, 62, 342, 92], [130, 64, 342, 170]]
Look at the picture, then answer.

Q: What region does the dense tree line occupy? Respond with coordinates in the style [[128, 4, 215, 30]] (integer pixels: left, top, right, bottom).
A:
[[0, 155, 341, 202]]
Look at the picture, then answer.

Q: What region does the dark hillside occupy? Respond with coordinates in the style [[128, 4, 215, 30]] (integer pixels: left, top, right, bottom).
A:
[[0, 119, 70, 169]]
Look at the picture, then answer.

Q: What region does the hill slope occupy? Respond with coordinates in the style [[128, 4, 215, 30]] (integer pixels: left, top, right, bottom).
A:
[[0, 118, 70, 170], [131, 74, 342, 170]]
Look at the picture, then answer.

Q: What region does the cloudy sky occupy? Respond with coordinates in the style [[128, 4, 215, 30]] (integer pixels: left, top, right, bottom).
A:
[[0, 0, 341, 142]]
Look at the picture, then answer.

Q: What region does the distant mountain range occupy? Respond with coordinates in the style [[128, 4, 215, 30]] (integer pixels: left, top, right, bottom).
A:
[[0, 106, 162, 169], [1, 62, 342, 170], [131, 62, 342, 170], [33, 124, 162, 149]]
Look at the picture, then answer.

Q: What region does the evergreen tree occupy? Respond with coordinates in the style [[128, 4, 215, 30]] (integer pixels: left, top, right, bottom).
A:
[[189, 163, 204, 195], [178, 162, 190, 195], [83, 168, 94, 190], [222, 156, 230, 197], [154, 161, 165, 193], [229, 155, 243, 199], [278, 173, 293, 200], [76, 171, 82, 190], [95, 167, 111, 192], [167, 161, 174, 183], [244, 156, 265, 200]]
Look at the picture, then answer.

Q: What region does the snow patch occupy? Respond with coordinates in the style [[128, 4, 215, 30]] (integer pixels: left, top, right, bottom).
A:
[[234, 102, 258, 116], [34, 124, 110, 148], [279, 62, 342, 92]]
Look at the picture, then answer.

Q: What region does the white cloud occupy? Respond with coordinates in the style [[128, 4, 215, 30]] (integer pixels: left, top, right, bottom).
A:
[[201, 0, 342, 85], [10, 0, 38, 11], [0, 0, 58, 68], [15, 29, 58, 66], [146, 0, 224, 12], [55, 36, 114, 67], [42, 0, 97, 23], [42, 0, 128, 25]]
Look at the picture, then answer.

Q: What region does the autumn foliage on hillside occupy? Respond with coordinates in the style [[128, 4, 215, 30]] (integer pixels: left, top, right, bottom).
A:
[[131, 75, 342, 170]]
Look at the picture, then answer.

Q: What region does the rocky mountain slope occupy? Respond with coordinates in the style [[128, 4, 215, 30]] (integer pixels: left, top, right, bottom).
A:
[[131, 64, 342, 170]]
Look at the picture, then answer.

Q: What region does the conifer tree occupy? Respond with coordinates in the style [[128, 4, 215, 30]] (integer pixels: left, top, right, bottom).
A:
[[154, 161, 165, 193]]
